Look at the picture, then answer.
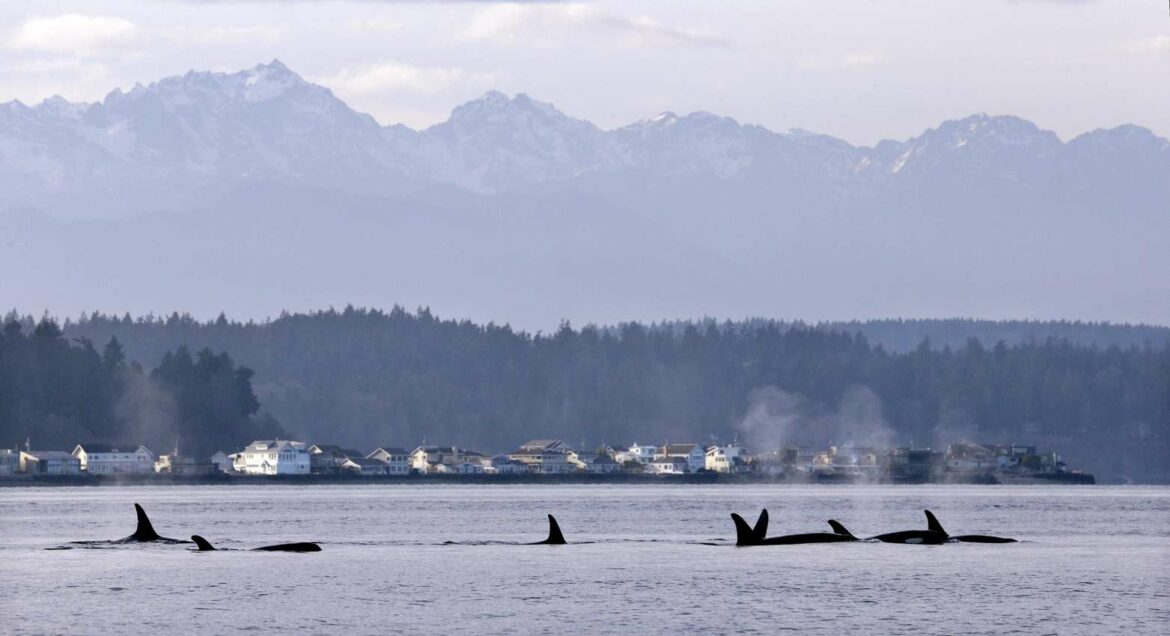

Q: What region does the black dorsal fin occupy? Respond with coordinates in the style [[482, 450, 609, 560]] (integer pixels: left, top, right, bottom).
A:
[[924, 510, 947, 536], [545, 514, 566, 545], [731, 513, 756, 546], [133, 504, 160, 541], [827, 519, 855, 538], [753, 509, 769, 542], [191, 535, 216, 551]]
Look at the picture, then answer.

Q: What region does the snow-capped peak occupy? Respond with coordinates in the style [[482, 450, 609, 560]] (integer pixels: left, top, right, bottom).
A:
[[242, 59, 303, 102]]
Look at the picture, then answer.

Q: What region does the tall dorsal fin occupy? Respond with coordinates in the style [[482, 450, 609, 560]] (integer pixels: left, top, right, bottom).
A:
[[924, 510, 947, 536], [544, 514, 566, 545], [827, 519, 855, 538], [133, 503, 160, 541], [191, 535, 216, 551], [753, 509, 769, 542], [731, 513, 756, 546]]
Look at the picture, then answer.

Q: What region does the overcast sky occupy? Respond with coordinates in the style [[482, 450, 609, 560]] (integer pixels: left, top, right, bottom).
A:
[[1, 0, 1167, 144]]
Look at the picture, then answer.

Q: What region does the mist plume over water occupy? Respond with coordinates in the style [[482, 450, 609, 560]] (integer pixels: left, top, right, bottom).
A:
[[736, 385, 896, 452]]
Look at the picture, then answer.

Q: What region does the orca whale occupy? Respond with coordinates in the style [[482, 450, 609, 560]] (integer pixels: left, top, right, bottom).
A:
[[529, 514, 567, 545], [922, 510, 1018, 543], [827, 511, 946, 544], [191, 535, 322, 552], [731, 509, 858, 546], [830, 510, 1016, 544], [79, 503, 187, 544]]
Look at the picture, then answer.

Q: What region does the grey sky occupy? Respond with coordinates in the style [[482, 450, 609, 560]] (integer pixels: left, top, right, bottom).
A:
[[1, 0, 1167, 144]]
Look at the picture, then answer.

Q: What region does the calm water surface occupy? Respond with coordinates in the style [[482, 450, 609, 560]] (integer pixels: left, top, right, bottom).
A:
[[1, 485, 1167, 634]]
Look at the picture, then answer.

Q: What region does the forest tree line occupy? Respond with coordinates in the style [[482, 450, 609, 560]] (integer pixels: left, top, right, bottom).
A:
[[29, 307, 1167, 483], [0, 320, 282, 458]]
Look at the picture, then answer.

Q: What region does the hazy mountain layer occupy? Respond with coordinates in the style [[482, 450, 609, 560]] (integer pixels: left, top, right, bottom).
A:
[[2, 61, 1167, 327]]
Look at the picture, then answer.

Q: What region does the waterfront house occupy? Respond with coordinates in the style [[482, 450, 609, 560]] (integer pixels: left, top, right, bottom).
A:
[[73, 444, 155, 475], [366, 447, 412, 475], [625, 443, 658, 464], [648, 455, 688, 475], [705, 444, 747, 473], [657, 444, 706, 473], [0, 449, 19, 475], [567, 451, 620, 474], [508, 440, 574, 474], [452, 461, 485, 475], [340, 457, 389, 476], [887, 448, 941, 481], [19, 450, 81, 475], [308, 445, 365, 475], [154, 453, 218, 476], [410, 447, 485, 473], [239, 440, 311, 475], [482, 454, 528, 475], [945, 442, 997, 472]]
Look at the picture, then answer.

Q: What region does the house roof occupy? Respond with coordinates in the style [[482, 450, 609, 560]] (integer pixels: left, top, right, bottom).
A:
[[25, 451, 77, 460], [519, 439, 568, 451], [74, 444, 147, 454], [652, 456, 688, 465], [509, 448, 568, 458], [244, 440, 307, 453], [369, 447, 410, 456], [413, 446, 483, 456], [663, 444, 701, 455], [344, 457, 386, 468]]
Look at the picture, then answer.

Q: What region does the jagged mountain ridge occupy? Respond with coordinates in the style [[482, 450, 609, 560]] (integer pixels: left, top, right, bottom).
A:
[[2, 60, 1167, 218], [3, 60, 1168, 328]]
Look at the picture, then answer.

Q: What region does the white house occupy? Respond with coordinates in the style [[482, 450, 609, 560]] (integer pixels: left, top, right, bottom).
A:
[[508, 440, 573, 474], [657, 444, 706, 473], [625, 443, 658, 464], [648, 456, 688, 475], [239, 440, 310, 475], [706, 444, 747, 473], [19, 450, 81, 475], [367, 447, 412, 475], [72, 444, 155, 475], [410, 447, 485, 473]]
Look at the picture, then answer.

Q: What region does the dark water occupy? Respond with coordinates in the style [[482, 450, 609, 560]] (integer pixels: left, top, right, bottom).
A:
[[2, 485, 1167, 634]]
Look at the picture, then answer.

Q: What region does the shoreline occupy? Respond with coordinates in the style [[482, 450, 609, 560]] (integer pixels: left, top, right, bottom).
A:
[[0, 472, 1101, 487]]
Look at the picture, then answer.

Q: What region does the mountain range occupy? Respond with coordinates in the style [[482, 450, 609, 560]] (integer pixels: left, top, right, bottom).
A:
[[2, 60, 1167, 328]]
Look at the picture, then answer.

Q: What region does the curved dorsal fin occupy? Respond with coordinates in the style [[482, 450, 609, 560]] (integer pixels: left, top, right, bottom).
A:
[[545, 514, 566, 545], [924, 510, 947, 536], [133, 503, 160, 541], [731, 513, 756, 546], [753, 509, 769, 542], [191, 535, 216, 551], [827, 519, 855, 538]]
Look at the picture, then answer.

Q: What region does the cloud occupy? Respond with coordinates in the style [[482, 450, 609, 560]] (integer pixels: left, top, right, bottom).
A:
[[8, 14, 137, 54], [1125, 36, 1170, 57], [840, 52, 887, 68], [459, 3, 728, 48], [343, 18, 402, 35], [797, 51, 889, 72], [190, 24, 288, 45], [317, 61, 497, 96]]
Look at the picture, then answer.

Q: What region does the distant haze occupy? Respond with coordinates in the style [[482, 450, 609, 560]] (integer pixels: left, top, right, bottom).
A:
[[2, 62, 1168, 329]]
